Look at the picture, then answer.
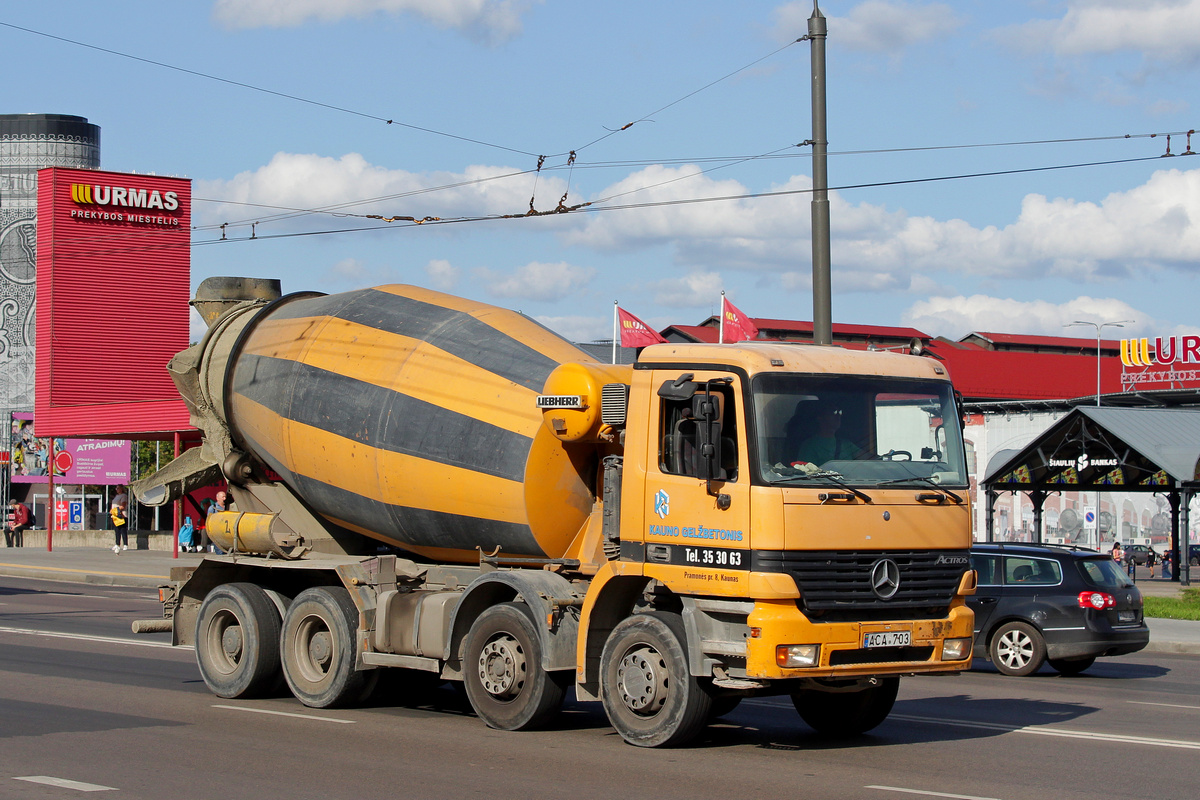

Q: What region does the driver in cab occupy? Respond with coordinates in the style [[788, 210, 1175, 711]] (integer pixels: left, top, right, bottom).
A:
[[795, 405, 858, 466]]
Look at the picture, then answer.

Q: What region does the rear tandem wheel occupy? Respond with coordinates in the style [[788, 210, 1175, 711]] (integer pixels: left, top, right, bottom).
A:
[[195, 582, 283, 699]]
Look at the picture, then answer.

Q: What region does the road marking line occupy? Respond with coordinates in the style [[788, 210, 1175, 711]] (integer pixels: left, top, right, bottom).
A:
[[890, 713, 1200, 750], [866, 786, 1001, 800], [0, 625, 191, 650], [1128, 700, 1200, 710], [213, 704, 355, 724], [41, 591, 135, 600], [0, 561, 162, 580], [14, 775, 115, 792]]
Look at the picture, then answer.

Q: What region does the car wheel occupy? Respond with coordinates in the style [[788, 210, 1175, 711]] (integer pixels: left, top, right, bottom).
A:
[[989, 621, 1046, 677], [1047, 656, 1096, 676]]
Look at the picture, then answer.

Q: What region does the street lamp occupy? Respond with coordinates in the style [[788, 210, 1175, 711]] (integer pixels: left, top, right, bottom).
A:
[[1064, 319, 1133, 406], [1063, 318, 1134, 551]]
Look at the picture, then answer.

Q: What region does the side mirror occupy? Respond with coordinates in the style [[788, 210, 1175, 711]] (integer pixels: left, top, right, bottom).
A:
[[692, 393, 725, 481]]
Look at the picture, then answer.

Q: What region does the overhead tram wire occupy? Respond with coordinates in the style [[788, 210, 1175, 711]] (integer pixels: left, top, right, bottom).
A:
[[194, 127, 1196, 232], [0, 21, 539, 159], [185, 152, 1178, 248], [191, 167, 539, 232], [13, 150, 1175, 265], [9, 20, 1192, 231]]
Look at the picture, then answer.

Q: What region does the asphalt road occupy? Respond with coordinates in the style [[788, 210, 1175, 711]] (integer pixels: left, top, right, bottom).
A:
[[1, 575, 1197, 800]]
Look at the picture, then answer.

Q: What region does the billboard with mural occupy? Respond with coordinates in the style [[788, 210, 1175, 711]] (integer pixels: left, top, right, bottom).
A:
[[10, 413, 129, 484]]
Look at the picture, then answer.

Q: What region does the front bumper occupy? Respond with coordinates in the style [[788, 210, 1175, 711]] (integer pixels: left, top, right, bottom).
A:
[[745, 599, 974, 679]]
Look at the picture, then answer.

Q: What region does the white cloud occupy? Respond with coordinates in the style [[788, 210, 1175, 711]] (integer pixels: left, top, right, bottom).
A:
[[195, 152, 560, 233], [212, 0, 536, 43], [774, 1, 962, 53], [575, 163, 1200, 288], [535, 315, 610, 344], [901, 294, 1149, 340], [477, 261, 595, 302], [647, 271, 725, 309], [1004, 0, 1200, 65], [425, 259, 460, 291]]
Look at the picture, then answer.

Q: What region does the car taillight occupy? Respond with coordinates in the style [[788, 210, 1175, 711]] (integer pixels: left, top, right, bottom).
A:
[[1078, 590, 1115, 610]]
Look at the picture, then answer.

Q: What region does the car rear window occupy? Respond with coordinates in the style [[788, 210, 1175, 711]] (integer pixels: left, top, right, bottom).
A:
[[1077, 557, 1134, 589]]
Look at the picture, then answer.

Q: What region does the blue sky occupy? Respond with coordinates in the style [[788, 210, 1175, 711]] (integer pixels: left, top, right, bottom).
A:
[[6, 1, 1199, 345]]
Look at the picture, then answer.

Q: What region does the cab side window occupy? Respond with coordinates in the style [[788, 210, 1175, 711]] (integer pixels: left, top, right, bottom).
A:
[[658, 382, 738, 481]]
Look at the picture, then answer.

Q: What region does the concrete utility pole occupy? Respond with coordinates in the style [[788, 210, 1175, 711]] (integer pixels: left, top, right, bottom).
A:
[[808, 1, 832, 346]]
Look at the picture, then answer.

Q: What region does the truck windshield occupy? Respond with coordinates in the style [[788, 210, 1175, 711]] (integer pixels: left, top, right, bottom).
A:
[[751, 373, 968, 488]]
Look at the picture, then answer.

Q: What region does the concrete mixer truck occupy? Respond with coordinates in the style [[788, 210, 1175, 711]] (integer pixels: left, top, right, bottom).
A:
[[133, 276, 976, 747]]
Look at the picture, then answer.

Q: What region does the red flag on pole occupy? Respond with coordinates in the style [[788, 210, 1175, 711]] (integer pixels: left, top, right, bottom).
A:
[[617, 306, 667, 348], [721, 296, 759, 342]]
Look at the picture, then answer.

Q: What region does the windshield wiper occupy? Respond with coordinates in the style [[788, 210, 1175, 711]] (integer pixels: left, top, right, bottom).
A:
[[771, 465, 872, 502], [877, 475, 963, 503]]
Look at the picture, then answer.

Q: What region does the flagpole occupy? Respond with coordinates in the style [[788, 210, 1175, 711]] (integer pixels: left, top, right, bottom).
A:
[[612, 301, 618, 364], [719, 291, 726, 344]]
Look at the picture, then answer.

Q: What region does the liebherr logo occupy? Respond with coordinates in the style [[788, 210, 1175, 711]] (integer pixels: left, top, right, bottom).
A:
[[71, 183, 180, 212]]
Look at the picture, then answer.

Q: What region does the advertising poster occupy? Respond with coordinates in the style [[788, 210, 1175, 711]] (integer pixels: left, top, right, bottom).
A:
[[10, 412, 130, 485]]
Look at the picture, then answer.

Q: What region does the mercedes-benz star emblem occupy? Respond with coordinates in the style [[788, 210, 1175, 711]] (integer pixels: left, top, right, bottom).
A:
[[870, 558, 901, 600]]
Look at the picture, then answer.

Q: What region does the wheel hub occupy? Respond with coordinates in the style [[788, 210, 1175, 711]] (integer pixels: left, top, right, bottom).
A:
[[479, 635, 526, 699], [997, 630, 1032, 669], [617, 645, 668, 715], [308, 630, 332, 669], [220, 625, 244, 661]]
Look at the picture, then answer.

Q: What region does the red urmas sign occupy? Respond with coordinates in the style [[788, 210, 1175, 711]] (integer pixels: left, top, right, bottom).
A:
[[35, 167, 193, 439]]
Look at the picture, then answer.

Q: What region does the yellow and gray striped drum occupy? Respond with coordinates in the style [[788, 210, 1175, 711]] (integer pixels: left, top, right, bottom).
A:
[[225, 285, 597, 563]]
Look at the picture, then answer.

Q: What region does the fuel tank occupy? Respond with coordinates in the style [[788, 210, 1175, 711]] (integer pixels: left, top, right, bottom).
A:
[[214, 284, 626, 563]]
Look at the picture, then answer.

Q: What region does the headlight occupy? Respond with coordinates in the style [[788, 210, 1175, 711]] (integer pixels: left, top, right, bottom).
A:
[[776, 644, 820, 668], [942, 637, 972, 661]]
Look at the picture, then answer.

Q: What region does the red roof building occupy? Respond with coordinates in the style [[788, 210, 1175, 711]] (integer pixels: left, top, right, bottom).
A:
[[660, 317, 1198, 406]]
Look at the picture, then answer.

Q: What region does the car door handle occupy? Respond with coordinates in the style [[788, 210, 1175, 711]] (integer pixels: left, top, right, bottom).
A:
[[977, 598, 998, 605]]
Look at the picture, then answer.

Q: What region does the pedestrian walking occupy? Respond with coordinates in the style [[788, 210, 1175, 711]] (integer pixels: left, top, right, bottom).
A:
[[110, 485, 129, 553]]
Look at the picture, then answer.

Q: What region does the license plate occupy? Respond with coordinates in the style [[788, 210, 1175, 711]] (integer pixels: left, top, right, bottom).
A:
[[863, 631, 911, 648], [1118, 610, 1137, 623]]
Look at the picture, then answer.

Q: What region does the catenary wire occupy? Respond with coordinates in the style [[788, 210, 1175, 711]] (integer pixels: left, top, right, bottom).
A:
[[193, 128, 1195, 231], [180, 153, 1176, 247], [0, 21, 539, 158]]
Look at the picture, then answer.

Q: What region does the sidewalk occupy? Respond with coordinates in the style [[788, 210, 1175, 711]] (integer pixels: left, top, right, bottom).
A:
[[2, 543, 1200, 654], [0, 543, 206, 588]]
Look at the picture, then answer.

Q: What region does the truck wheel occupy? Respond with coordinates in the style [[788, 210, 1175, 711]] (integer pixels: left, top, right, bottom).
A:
[[195, 583, 283, 699], [463, 602, 566, 731], [600, 612, 712, 748], [281, 587, 371, 708], [791, 677, 899, 736], [990, 621, 1046, 677]]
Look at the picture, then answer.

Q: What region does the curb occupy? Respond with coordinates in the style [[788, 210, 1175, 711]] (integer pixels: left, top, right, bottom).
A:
[[1143, 641, 1200, 656], [0, 562, 168, 588]]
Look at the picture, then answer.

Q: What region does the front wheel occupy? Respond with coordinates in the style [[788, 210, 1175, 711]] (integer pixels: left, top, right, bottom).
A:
[[989, 621, 1047, 677], [791, 677, 899, 736], [195, 583, 283, 698], [600, 612, 712, 748], [281, 587, 374, 708], [462, 603, 566, 731]]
